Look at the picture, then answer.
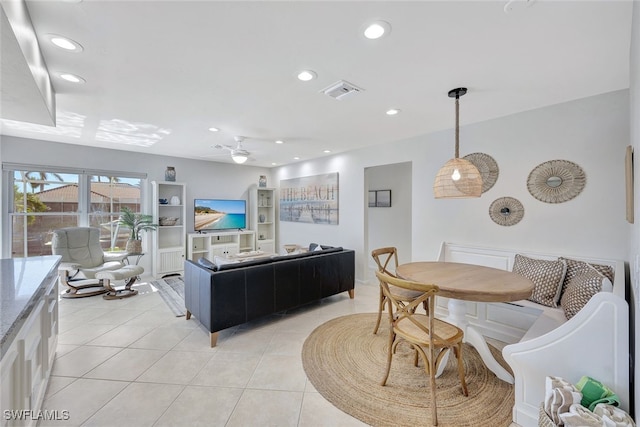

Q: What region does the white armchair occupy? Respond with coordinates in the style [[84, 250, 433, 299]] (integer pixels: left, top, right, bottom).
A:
[[51, 227, 129, 298]]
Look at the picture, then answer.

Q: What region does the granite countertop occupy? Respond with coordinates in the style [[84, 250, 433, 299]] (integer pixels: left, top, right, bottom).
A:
[[0, 255, 61, 358]]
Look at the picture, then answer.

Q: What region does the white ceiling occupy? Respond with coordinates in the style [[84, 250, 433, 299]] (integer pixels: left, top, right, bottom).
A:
[[0, 0, 632, 168]]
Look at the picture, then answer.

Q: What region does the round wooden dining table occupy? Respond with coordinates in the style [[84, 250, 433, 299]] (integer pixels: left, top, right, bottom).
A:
[[396, 261, 534, 384]]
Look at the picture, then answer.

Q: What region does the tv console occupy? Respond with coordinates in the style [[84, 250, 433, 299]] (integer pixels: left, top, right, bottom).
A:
[[187, 230, 256, 262], [196, 228, 246, 234]]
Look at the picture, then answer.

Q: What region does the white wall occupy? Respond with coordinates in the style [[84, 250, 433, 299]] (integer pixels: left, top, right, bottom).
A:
[[276, 90, 630, 283], [365, 162, 412, 272], [0, 136, 272, 271], [629, 0, 639, 416]]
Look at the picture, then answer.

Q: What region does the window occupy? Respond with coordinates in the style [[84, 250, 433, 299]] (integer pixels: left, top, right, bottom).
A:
[[5, 166, 145, 258], [89, 175, 143, 251]]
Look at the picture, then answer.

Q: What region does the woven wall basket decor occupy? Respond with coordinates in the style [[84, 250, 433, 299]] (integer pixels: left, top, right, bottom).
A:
[[527, 160, 586, 203], [463, 152, 499, 193], [489, 197, 524, 226]]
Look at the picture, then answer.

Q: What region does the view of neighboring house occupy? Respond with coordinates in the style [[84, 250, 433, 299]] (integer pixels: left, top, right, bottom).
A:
[[12, 182, 142, 257]]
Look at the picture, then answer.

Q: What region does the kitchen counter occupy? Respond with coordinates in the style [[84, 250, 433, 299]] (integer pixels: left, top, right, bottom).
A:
[[0, 255, 61, 358]]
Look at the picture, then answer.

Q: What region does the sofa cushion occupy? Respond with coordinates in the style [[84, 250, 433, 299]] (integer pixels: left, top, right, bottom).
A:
[[560, 265, 612, 319], [513, 254, 566, 308], [558, 257, 615, 304]]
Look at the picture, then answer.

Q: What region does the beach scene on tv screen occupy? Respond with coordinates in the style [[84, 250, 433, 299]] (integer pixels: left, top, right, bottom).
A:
[[194, 199, 246, 231]]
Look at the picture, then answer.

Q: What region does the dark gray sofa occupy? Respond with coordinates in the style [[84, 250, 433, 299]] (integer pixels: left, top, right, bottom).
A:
[[183, 247, 355, 346]]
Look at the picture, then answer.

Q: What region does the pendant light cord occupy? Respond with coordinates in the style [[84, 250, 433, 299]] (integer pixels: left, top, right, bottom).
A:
[[454, 96, 460, 159]]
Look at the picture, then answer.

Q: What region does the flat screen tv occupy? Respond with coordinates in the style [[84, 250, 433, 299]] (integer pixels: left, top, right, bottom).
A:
[[194, 199, 247, 232]]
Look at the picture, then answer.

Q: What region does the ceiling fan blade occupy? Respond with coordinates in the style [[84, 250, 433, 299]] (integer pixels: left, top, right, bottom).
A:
[[232, 148, 250, 157]]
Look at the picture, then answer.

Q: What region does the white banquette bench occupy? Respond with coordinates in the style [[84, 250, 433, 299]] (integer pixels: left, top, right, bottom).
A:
[[436, 242, 629, 427]]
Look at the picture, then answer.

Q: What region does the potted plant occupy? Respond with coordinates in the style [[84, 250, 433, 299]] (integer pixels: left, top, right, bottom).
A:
[[118, 207, 158, 253]]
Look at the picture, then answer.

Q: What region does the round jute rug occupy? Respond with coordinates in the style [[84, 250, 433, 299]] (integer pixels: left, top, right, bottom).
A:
[[302, 313, 514, 427]]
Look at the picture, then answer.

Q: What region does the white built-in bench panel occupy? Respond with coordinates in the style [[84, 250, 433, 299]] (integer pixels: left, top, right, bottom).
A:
[[436, 242, 629, 427]]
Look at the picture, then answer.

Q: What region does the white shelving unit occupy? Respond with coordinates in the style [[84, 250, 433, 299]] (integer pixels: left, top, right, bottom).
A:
[[250, 186, 276, 253], [152, 181, 186, 277], [187, 230, 256, 262]]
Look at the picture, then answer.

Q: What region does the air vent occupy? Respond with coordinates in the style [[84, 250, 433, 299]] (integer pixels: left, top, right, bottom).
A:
[[321, 80, 364, 100]]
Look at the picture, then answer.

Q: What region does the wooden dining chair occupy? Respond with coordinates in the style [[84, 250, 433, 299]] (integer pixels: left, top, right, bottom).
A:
[[375, 270, 468, 426], [371, 247, 423, 334]]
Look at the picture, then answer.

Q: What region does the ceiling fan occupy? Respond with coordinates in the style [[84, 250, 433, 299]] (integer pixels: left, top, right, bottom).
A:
[[214, 136, 251, 164]]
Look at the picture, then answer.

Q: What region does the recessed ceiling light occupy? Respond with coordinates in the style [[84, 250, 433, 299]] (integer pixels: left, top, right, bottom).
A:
[[363, 21, 391, 40], [293, 156, 300, 160], [47, 34, 83, 52], [323, 150, 331, 153], [275, 140, 284, 144], [59, 73, 85, 83], [297, 70, 317, 81], [386, 109, 400, 115], [272, 162, 277, 166], [208, 127, 219, 132]]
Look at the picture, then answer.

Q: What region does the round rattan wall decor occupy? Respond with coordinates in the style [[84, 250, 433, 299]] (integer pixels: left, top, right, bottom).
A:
[[527, 160, 586, 203], [489, 197, 524, 226], [463, 152, 499, 193]]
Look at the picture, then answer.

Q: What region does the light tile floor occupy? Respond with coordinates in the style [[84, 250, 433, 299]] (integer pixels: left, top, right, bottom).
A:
[[40, 276, 375, 426], [40, 276, 518, 427]]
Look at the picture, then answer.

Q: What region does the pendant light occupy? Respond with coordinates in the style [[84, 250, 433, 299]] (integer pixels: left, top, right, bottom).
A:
[[433, 87, 483, 199]]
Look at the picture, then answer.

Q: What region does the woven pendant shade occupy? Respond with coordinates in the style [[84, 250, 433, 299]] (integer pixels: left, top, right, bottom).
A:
[[433, 87, 482, 199], [434, 158, 482, 198]]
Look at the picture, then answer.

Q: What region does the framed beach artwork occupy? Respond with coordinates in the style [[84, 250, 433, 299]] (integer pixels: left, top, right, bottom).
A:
[[280, 172, 339, 224], [369, 190, 391, 207], [368, 191, 377, 207], [375, 190, 391, 207]]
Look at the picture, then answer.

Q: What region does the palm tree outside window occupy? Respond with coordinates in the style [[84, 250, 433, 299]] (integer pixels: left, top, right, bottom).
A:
[[6, 168, 143, 258]]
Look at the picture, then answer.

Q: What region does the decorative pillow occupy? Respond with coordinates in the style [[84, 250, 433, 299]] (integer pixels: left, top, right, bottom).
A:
[[197, 257, 216, 271], [512, 254, 567, 307], [560, 265, 612, 319], [213, 256, 240, 268], [309, 243, 335, 251], [558, 257, 615, 303]]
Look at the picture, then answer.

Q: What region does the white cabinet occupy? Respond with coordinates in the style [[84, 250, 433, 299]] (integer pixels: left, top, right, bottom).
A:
[[250, 186, 277, 254], [1, 343, 20, 426], [211, 244, 238, 258], [152, 181, 186, 277], [0, 258, 59, 427], [187, 230, 255, 262]]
